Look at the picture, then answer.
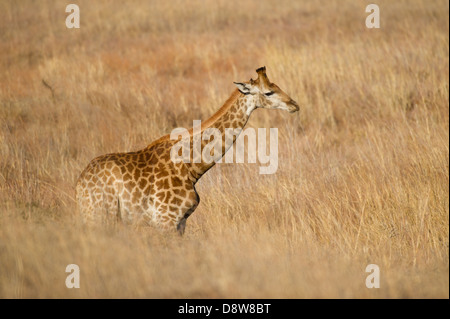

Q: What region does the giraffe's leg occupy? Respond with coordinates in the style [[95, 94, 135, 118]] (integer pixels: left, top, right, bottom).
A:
[[150, 201, 199, 235], [176, 200, 199, 236], [147, 184, 200, 235], [177, 218, 187, 235]]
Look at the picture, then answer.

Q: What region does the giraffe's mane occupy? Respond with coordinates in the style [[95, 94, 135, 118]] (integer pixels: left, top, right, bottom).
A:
[[145, 89, 242, 149], [199, 89, 241, 130]]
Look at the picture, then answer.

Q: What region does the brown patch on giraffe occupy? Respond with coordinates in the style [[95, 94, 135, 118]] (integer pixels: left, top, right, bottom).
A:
[[143, 184, 152, 196], [169, 206, 180, 214], [155, 146, 164, 156], [156, 192, 165, 201], [164, 191, 172, 202], [105, 162, 113, 170], [106, 177, 115, 187], [125, 162, 134, 172], [155, 178, 170, 189], [111, 166, 120, 177], [137, 162, 146, 169], [134, 168, 141, 180], [125, 180, 137, 191], [138, 178, 147, 190], [120, 165, 128, 174], [179, 165, 188, 176], [149, 155, 158, 165], [174, 188, 186, 197], [142, 199, 149, 210], [142, 166, 154, 175], [171, 176, 183, 187], [156, 169, 168, 179], [170, 196, 183, 206], [160, 152, 171, 161], [132, 189, 142, 204], [168, 211, 177, 218]]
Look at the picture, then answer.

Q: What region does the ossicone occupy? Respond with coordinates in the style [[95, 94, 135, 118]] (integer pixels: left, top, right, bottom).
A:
[[256, 66, 266, 75]]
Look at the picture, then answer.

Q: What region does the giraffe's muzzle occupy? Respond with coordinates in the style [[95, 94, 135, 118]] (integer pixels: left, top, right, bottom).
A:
[[288, 100, 300, 113]]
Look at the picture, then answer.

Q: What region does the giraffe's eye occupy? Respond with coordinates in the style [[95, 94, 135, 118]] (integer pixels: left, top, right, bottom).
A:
[[264, 91, 275, 96]]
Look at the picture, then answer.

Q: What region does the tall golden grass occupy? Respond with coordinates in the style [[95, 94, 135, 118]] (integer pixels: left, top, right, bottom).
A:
[[0, 0, 448, 298]]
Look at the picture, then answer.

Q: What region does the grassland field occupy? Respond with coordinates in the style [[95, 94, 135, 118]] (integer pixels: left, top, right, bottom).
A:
[[0, 0, 448, 298]]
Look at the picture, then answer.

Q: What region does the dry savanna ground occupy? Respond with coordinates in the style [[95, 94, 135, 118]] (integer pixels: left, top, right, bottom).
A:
[[0, 0, 448, 298]]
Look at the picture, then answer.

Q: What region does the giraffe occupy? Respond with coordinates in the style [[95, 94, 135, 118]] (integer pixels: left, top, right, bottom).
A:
[[75, 66, 299, 234]]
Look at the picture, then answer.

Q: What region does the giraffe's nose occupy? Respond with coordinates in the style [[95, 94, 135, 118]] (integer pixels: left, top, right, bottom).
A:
[[289, 99, 300, 113]]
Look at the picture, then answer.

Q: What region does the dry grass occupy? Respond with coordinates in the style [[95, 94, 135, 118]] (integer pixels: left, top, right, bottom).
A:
[[0, 0, 448, 298]]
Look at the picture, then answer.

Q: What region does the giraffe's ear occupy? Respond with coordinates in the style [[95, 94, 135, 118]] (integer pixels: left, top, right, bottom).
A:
[[234, 82, 252, 95]]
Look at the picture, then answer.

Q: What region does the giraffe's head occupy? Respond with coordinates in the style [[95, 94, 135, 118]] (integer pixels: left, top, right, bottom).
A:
[[234, 66, 299, 113]]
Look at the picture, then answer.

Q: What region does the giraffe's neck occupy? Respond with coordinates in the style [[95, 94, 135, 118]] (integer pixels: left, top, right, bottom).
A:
[[186, 89, 256, 182]]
